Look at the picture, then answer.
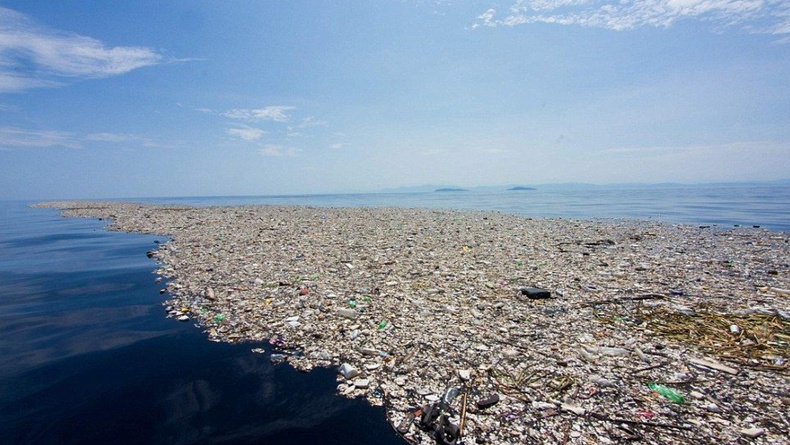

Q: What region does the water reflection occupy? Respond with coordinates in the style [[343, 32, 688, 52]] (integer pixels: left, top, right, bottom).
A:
[[4, 330, 401, 444], [0, 202, 403, 445]]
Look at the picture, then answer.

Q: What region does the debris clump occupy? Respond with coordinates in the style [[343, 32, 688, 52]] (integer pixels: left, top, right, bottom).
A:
[[39, 201, 790, 444]]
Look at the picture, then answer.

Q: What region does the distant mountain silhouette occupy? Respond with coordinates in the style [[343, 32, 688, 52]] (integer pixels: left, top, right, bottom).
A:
[[434, 188, 468, 192]]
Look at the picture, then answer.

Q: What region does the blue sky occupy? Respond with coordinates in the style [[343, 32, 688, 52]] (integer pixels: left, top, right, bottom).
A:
[[1, 0, 789, 199]]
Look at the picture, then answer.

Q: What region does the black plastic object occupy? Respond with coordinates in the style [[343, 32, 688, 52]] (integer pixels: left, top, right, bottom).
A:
[[435, 415, 459, 445], [519, 287, 551, 299], [476, 393, 500, 410], [419, 403, 440, 430]]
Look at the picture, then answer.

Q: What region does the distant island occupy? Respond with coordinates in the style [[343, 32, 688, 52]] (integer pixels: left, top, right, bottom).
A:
[[434, 188, 468, 192], [508, 186, 536, 191]]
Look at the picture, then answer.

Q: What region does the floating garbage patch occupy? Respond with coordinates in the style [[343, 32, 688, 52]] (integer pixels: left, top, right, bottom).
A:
[[41, 201, 790, 444]]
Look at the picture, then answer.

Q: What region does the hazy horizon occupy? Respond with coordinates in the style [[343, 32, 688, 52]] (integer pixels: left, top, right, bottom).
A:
[[6, 178, 787, 202]]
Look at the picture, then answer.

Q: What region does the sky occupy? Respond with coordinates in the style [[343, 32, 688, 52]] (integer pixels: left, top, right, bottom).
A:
[[1, 0, 789, 199]]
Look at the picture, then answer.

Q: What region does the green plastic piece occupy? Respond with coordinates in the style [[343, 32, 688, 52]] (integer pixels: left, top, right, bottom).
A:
[[648, 382, 685, 404], [348, 300, 357, 308], [214, 313, 226, 323], [377, 320, 388, 330]]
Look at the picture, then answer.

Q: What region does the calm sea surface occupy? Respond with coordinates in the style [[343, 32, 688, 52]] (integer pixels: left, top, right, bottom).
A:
[[140, 184, 790, 232], [0, 201, 402, 445], [1, 184, 788, 444]]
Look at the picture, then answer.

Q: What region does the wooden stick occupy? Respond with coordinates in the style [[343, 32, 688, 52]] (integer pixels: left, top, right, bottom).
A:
[[458, 391, 468, 437]]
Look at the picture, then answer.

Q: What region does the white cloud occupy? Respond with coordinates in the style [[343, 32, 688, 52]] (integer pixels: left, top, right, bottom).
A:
[[0, 6, 165, 92], [0, 126, 81, 149], [222, 106, 296, 122], [329, 142, 347, 149], [226, 127, 265, 141], [473, 8, 498, 28], [258, 144, 300, 157], [473, 0, 790, 37]]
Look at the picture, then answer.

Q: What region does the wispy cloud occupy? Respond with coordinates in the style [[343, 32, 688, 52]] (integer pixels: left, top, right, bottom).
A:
[[226, 126, 266, 141], [473, 0, 790, 38], [0, 6, 166, 93], [329, 142, 348, 149], [296, 116, 328, 128], [0, 127, 81, 149], [85, 132, 139, 142], [222, 106, 296, 122], [85, 131, 170, 147], [0, 127, 170, 149], [258, 144, 300, 157], [285, 117, 329, 138]]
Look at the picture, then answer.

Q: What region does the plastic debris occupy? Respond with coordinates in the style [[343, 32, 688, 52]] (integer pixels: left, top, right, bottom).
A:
[[476, 393, 499, 410], [741, 427, 766, 439], [519, 287, 551, 299], [648, 382, 685, 404], [46, 200, 790, 445], [338, 363, 359, 379]]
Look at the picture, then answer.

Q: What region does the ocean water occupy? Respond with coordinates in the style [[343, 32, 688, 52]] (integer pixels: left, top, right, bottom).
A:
[[139, 183, 790, 232], [0, 201, 403, 445], [1, 184, 788, 444]]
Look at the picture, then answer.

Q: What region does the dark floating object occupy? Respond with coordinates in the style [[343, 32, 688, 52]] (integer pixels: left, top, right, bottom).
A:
[[519, 287, 551, 299], [507, 186, 536, 191], [435, 415, 459, 445], [476, 393, 500, 410], [419, 403, 440, 430]]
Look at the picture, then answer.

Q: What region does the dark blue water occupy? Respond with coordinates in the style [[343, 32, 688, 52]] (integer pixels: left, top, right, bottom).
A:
[[0, 201, 404, 445], [1, 184, 788, 444], [134, 183, 790, 232]]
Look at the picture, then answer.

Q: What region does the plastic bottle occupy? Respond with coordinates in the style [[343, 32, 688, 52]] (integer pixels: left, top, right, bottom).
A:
[[647, 382, 685, 404]]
